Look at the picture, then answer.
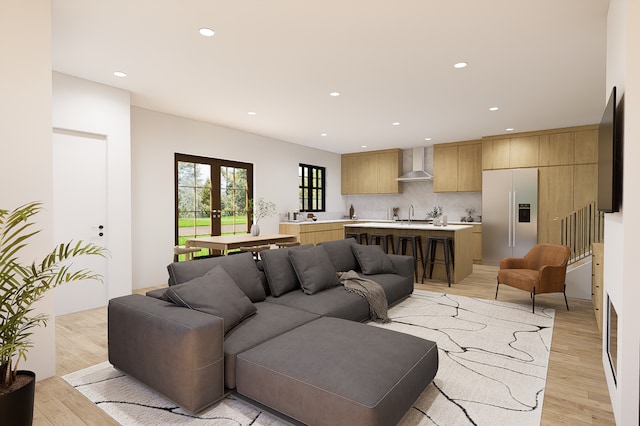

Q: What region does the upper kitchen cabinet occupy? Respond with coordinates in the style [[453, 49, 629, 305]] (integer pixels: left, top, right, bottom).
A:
[[341, 148, 402, 194], [483, 125, 599, 171], [482, 135, 539, 169], [433, 140, 482, 192]]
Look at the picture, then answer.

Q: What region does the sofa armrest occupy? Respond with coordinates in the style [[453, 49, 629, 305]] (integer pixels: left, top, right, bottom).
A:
[[388, 254, 414, 280], [499, 257, 528, 269], [108, 294, 224, 413]]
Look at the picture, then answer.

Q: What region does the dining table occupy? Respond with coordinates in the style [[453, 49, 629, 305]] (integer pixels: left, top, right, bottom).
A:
[[185, 233, 298, 255]]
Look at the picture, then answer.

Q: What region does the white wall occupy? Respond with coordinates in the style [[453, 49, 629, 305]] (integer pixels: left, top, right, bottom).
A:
[[0, 0, 55, 380], [52, 72, 133, 302], [604, 0, 640, 423], [131, 107, 343, 289]]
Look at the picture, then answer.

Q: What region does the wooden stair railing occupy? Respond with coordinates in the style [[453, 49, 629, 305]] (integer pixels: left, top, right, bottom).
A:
[[561, 201, 604, 265]]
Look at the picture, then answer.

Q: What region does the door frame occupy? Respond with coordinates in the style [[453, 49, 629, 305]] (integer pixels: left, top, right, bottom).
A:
[[174, 153, 254, 244]]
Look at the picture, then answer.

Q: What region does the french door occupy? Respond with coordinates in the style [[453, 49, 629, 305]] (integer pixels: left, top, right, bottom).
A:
[[175, 153, 253, 255]]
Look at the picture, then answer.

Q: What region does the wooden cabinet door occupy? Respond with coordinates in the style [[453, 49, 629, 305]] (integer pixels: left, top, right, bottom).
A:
[[482, 139, 510, 170], [574, 164, 598, 209], [458, 143, 482, 191], [509, 136, 539, 168], [574, 129, 598, 164], [341, 155, 358, 194], [376, 150, 402, 193], [538, 166, 573, 244], [433, 145, 458, 192], [357, 154, 378, 194], [539, 132, 573, 166]]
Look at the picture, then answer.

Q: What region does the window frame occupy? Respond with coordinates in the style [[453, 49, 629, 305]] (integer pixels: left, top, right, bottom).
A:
[[299, 163, 326, 212]]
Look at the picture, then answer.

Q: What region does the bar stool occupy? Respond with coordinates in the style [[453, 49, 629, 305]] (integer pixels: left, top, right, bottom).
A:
[[422, 236, 455, 286], [173, 245, 201, 262], [240, 245, 271, 260], [345, 231, 369, 245], [370, 233, 395, 254], [396, 235, 423, 279]]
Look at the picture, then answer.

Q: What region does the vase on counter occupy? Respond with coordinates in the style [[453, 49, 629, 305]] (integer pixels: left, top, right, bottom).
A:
[[349, 204, 355, 219], [250, 223, 260, 236]]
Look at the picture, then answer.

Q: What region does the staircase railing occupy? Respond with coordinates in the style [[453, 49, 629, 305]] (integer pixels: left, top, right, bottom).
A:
[[561, 201, 604, 264]]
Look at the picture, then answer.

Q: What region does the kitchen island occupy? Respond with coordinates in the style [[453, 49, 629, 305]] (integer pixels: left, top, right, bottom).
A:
[[344, 222, 474, 284]]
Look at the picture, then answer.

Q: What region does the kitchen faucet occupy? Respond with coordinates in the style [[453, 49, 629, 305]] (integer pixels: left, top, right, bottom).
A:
[[409, 204, 414, 223]]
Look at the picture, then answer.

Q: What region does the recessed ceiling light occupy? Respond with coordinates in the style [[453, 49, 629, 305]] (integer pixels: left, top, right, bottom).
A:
[[489, 107, 499, 111], [506, 128, 514, 132], [199, 28, 215, 37], [392, 122, 400, 126], [113, 71, 127, 78], [321, 133, 327, 137], [361, 145, 368, 148], [247, 111, 256, 116], [424, 137, 432, 141], [454, 62, 468, 69], [329, 92, 340, 97]]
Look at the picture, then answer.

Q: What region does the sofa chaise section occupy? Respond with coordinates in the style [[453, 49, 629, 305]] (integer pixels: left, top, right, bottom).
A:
[[236, 317, 439, 426], [108, 294, 225, 413]]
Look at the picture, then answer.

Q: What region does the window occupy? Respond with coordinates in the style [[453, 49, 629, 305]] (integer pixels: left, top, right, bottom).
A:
[[299, 163, 325, 212], [175, 153, 253, 256]]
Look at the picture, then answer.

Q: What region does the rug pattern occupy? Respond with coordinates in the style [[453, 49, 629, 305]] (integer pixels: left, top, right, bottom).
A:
[[63, 290, 554, 425]]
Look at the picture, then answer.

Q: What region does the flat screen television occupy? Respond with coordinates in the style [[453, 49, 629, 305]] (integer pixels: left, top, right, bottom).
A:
[[597, 86, 622, 212]]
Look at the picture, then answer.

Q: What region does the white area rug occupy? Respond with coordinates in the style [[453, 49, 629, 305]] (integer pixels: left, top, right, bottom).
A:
[[63, 290, 554, 425]]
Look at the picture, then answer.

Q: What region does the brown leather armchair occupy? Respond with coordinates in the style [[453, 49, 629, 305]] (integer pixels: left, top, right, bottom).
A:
[[495, 243, 571, 312]]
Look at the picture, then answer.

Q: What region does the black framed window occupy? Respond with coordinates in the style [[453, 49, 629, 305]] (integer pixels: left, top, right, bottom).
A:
[[299, 163, 325, 212]]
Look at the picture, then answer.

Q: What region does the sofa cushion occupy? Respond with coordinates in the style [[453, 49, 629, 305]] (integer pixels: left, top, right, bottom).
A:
[[166, 252, 266, 303], [351, 244, 395, 274], [267, 286, 370, 322], [317, 238, 359, 272], [361, 272, 413, 306], [236, 317, 439, 426], [223, 302, 320, 389], [166, 265, 256, 334], [289, 245, 339, 295], [261, 244, 313, 297]]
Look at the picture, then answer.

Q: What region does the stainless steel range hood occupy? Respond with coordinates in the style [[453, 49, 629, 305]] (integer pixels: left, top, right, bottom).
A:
[[396, 147, 433, 181]]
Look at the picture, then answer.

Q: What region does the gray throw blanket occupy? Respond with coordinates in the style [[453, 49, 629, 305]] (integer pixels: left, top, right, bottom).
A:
[[337, 270, 390, 323]]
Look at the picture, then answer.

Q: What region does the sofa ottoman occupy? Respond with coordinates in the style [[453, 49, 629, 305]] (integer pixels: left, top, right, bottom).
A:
[[235, 317, 439, 426]]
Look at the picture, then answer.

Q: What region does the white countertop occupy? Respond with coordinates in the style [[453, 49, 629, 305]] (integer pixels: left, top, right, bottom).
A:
[[281, 219, 480, 227], [345, 221, 473, 231]]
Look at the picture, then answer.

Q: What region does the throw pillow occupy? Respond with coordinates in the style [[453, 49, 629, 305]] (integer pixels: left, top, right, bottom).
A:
[[165, 265, 256, 334], [166, 252, 266, 303], [351, 244, 395, 275], [288, 245, 339, 295], [317, 238, 359, 272], [261, 244, 313, 297]]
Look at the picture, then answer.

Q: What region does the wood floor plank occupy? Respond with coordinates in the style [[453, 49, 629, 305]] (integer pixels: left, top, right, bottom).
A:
[[32, 265, 614, 425]]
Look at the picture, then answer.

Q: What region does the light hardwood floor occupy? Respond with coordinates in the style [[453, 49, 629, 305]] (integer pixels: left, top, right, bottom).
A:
[[33, 265, 615, 425]]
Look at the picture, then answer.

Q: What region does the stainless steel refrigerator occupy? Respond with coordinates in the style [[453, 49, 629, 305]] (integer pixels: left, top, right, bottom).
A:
[[482, 168, 538, 266]]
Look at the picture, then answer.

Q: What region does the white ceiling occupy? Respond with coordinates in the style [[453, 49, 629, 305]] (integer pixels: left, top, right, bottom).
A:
[[51, 0, 610, 154]]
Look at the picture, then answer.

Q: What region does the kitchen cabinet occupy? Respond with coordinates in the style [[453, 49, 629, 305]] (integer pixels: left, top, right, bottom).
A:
[[433, 140, 482, 192], [279, 221, 355, 245], [538, 166, 574, 245], [482, 136, 539, 169], [574, 129, 598, 164], [592, 242, 604, 333], [341, 149, 402, 194], [472, 224, 482, 264], [539, 132, 574, 166]]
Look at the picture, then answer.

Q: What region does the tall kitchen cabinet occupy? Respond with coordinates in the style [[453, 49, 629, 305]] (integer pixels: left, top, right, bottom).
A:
[[433, 140, 482, 192], [341, 149, 403, 195], [482, 125, 599, 245]]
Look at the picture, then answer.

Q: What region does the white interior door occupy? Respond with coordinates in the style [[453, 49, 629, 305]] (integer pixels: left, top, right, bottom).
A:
[[53, 129, 108, 316]]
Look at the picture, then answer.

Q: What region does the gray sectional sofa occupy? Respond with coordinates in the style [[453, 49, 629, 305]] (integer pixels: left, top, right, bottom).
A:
[[108, 238, 439, 425]]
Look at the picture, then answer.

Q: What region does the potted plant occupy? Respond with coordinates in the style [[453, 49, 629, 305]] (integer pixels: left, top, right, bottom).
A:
[[248, 198, 277, 236], [0, 201, 108, 425]]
